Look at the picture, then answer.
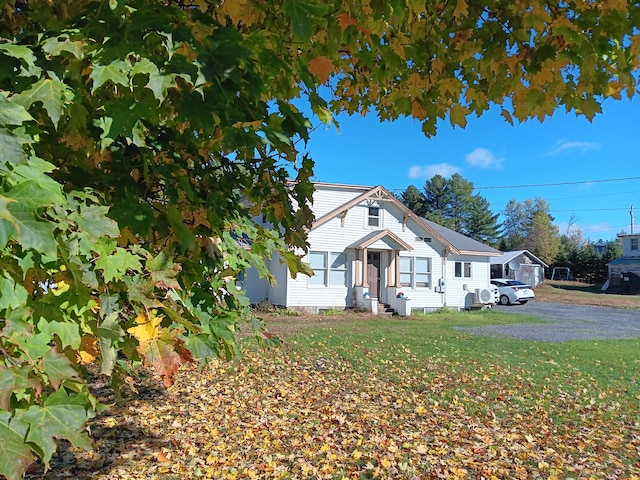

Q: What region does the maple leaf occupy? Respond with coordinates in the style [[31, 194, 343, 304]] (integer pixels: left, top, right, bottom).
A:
[[11, 76, 74, 128], [21, 389, 95, 469], [0, 412, 34, 480], [129, 310, 193, 387], [308, 56, 335, 84]]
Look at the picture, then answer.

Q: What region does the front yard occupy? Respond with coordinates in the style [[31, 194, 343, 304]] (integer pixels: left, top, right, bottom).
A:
[[27, 310, 640, 479]]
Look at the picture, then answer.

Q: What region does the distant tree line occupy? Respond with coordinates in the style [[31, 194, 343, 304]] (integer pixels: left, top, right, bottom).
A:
[[399, 175, 622, 283]]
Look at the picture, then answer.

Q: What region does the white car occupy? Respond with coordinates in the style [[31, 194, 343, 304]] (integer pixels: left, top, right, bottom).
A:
[[490, 279, 535, 305]]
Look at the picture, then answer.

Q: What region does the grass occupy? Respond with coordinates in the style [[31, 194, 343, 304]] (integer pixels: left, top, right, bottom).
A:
[[535, 279, 640, 308], [278, 309, 640, 405]]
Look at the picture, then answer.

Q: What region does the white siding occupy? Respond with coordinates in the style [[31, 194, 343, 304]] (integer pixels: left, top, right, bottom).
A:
[[444, 255, 492, 309], [620, 235, 640, 258], [243, 266, 269, 305], [311, 185, 369, 218], [268, 254, 289, 306]]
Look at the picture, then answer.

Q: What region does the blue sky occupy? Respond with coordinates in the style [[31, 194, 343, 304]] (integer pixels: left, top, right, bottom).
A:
[[301, 95, 639, 242]]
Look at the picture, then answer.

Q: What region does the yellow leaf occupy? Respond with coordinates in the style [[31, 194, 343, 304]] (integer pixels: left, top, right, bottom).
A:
[[51, 280, 70, 296], [77, 335, 100, 365], [128, 310, 163, 343], [381, 458, 391, 468], [453, 0, 468, 18]]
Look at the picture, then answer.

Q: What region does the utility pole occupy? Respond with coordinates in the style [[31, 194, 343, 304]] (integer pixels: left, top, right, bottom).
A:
[[631, 204, 635, 234]]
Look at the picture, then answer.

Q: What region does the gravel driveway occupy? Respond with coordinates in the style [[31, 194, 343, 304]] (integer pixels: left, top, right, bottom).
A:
[[460, 301, 640, 342]]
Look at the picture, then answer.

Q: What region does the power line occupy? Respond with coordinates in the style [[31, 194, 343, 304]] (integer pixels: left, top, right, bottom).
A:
[[547, 190, 640, 201], [476, 176, 640, 190], [551, 207, 629, 212]]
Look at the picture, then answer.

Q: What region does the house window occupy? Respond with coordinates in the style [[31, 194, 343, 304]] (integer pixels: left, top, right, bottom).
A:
[[455, 261, 471, 278], [309, 252, 327, 286], [631, 238, 639, 251], [330, 252, 348, 286], [368, 206, 380, 227], [415, 257, 431, 287], [400, 257, 413, 287], [400, 257, 431, 288], [309, 251, 348, 287]]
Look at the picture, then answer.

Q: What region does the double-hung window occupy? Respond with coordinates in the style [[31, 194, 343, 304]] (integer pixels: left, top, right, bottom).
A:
[[454, 261, 472, 278], [367, 206, 380, 227], [309, 252, 327, 285], [631, 238, 639, 251], [400, 257, 431, 288], [309, 251, 347, 287]]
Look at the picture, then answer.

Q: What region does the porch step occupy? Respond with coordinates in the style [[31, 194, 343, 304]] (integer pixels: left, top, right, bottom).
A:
[[377, 302, 396, 316]]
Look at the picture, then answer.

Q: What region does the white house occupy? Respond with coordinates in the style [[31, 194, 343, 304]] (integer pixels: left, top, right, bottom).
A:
[[244, 183, 501, 313], [490, 250, 547, 287], [607, 233, 640, 293]]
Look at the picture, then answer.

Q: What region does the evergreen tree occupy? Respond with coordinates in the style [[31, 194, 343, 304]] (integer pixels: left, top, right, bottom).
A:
[[399, 185, 426, 217], [467, 195, 502, 246], [422, 174, 452, 227], [401, 174, 500, 244]]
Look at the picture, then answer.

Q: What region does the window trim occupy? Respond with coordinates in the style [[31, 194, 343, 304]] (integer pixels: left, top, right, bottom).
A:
[[454, 261, 472, 279], [367, 205, 381, 228], [308, 251, 348, 287], [400, 256, 431, 288]]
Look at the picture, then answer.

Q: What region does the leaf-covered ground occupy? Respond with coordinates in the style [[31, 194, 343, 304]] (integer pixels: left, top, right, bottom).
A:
[[25, 315, 640, 479]]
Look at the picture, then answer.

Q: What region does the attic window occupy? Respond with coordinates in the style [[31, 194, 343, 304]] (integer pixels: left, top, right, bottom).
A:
[[368, 206, 380, 227]]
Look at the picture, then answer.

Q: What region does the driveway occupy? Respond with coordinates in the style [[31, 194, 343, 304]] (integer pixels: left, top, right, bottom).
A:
[[460, 301, 640, 342]]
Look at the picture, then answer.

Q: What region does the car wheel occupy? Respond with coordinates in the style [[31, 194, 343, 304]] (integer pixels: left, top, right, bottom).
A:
[[519, 300, 528, 305], [499, 295, 510, 305]]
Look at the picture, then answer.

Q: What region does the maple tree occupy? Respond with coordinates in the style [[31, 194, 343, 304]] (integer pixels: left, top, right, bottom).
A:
[[0, 0, 638, 477]]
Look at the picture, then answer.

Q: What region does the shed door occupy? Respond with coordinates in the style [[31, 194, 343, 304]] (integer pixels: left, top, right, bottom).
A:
[[367, 251, 381, 298]]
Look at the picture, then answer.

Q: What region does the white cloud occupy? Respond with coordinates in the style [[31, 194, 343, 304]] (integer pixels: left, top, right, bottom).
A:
[[464, 148, 504, 169], [547, 140, 600, 156], [408, 163, 461, 180]]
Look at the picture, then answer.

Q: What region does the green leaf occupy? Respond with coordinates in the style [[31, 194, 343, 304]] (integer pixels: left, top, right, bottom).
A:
[[42, 349, 79, 390], [98, 313, 125, 376], [11, 76, 74, 127], [90, 60, 130, 93], [5, 205, 58, 258], [0, 272, 29, 311], [41, 35, 84, 59], [95, 246, 143, 283], [0, 365, 42, 411], [0, 42, 40, 77], [37, 317, 82, 351], [0, 411, 34, 480], [184, 334, 220, 362], [70, 204, 120, 241], [282, 0, 332, 40], [167, 205, 195, 250], [0, 128, 28, 168], [0, 92, 35, 126], [22, 389, 95, 467]]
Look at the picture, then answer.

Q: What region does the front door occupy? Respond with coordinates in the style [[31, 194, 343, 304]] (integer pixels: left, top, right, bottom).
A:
[[367, 251, 381, 298]]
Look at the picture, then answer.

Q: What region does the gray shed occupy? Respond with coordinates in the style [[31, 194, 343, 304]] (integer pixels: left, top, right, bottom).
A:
[[490, 250, 547, 288]]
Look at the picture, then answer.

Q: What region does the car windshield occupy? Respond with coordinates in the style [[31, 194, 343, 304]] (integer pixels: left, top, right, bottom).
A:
[[505, 280, 528, 287]]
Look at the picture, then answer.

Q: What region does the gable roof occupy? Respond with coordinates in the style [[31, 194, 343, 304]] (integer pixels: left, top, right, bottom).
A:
[[347, 229, 413, 251], [311, 183, 501, 257], [490, 249, 549, 268]]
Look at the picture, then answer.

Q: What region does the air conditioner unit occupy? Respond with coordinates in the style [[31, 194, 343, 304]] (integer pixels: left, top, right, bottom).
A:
[[475, 288, 493, 304]]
